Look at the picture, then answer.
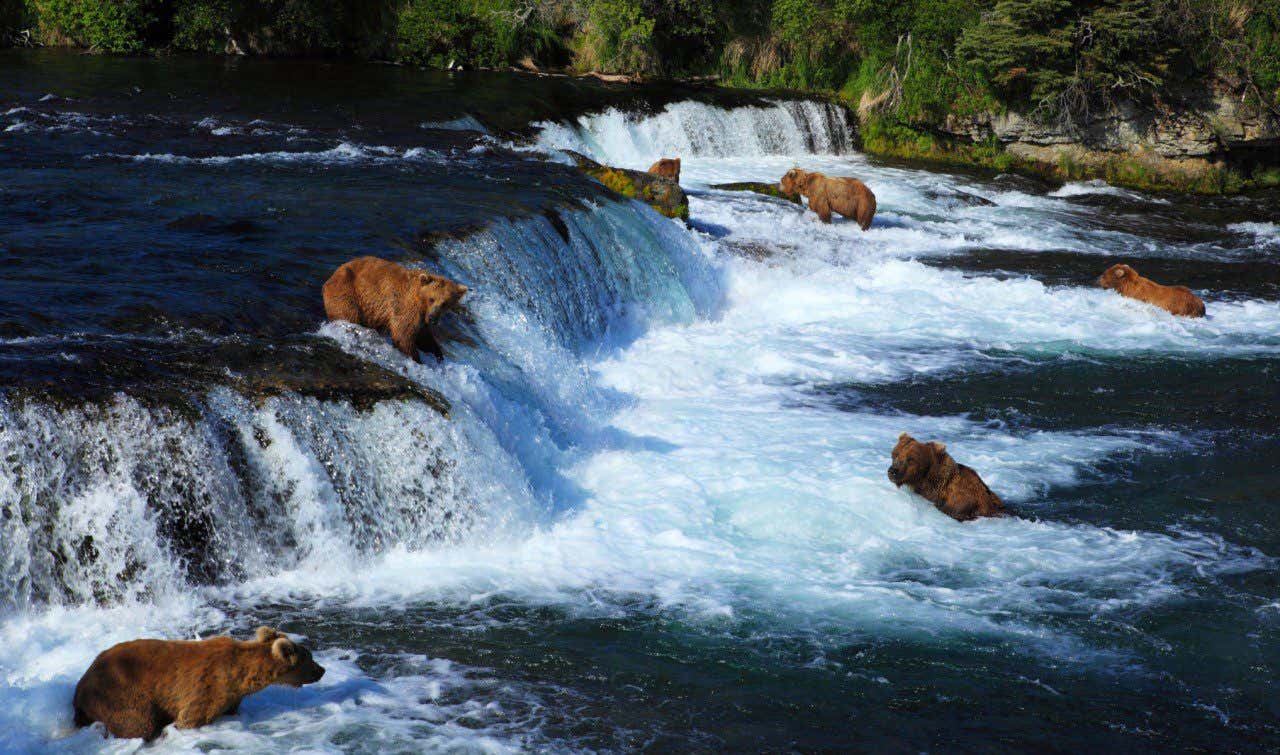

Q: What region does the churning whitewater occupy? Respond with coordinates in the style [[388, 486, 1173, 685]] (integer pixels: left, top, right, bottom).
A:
[[2, 80, 1278, 752]]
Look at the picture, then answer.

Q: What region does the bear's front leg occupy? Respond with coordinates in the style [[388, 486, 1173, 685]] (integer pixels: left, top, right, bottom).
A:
[[389, 312, 423, 363], [810, 196, 833, 223], [416, 326, 445, 361]]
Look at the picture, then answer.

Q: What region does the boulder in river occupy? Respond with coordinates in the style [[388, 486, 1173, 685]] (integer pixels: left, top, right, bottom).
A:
[[710, 182, 802, 205], [565, 151, 689, 221]]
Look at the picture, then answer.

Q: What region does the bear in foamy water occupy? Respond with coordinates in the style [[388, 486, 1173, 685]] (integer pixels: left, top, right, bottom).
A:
[[888, 433, 1004, 521], [323, 256, 468, 362], [73, 627, 325, 741], [647, 157, 681, 183], [1096, 263, 1205, 317], [779, 168, 876, 229]]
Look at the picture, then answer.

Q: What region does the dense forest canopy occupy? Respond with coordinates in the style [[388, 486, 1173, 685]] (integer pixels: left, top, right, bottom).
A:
[[2, 0, 1277, 125]]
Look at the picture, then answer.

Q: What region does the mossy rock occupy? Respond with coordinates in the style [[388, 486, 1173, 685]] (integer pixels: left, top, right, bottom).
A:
[[565, 151, 689, 221], [710, 182, 802, 204]]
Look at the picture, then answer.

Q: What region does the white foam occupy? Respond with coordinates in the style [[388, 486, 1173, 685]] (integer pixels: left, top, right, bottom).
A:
[[92, 142, 444, 166], [1050, 179, 1167, 203], [421, 115, 489, 134], [1230, 221, 1280, 246]]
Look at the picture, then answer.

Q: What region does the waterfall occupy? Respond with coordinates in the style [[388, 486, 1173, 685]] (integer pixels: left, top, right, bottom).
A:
[[531, 98, 855, 168], [0, 198, 721, 613]]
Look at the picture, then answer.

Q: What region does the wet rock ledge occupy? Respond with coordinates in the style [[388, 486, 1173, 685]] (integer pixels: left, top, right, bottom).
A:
[[0, 336, 449, 416], [565, 151, 689, 221]]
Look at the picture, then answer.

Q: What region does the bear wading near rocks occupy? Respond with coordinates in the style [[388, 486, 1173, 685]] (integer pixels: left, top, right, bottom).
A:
[[888, 433, 1004, 521], [323, 256, 468, 362], [779, 168, 876, 229], [647, 157, 681, 183], [1097, 263, 1205, 317], [73, 627, 325, 741]]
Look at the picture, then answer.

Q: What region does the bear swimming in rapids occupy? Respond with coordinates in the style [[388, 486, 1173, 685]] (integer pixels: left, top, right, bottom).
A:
[[1096, 263, 1205, 317], [73, 627, 325, 741], [888, 433, 1004, 521], [323, 256, 468, 362], [779, 167, 876, 229]]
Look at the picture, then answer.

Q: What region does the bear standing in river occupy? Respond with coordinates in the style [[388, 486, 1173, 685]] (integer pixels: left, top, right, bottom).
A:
[[323, 256, 468, 362], [1096, 263, 1205, 317], [647, 157, 681, 183], [73, 627, 325, 741], [888, 433, 1004, 521], [779, 168, 876, 229]]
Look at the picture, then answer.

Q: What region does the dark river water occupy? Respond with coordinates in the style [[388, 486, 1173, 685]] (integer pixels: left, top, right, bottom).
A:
[[1, 49, 1278, 753]]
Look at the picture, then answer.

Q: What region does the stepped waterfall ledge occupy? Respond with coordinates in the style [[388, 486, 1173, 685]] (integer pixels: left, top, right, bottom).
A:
[[1, 52, 1279, 753]]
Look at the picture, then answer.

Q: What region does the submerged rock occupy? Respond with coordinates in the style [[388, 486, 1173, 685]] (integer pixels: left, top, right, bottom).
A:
[[565, 151, 689, 221], [922, 188, 995, 207], [710, 182, 802, 204], [165, 213, 263, 235]]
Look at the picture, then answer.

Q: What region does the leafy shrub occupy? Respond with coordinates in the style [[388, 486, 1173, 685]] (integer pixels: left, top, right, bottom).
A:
[[173, 0, 395, 56], [31, 0, 163, 52], [574, 0, 658, 74], [396, 0, 561, 68]]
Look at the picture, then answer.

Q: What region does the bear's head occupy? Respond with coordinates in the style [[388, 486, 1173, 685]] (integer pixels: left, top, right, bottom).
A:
[[652, 157, 681, 181], [256, 626, 325, 687], [1097, 263, 1138, 290], [888, 432, 951, 487], [779, 168, 812, 197], [416, 272, 468, 321]]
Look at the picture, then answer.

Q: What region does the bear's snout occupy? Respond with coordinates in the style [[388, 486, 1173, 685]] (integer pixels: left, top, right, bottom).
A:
[[887, 464, 903, 485]]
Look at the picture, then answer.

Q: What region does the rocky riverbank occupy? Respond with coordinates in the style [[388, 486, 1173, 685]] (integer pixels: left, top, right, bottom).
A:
[[853, 86, 1280, 195]]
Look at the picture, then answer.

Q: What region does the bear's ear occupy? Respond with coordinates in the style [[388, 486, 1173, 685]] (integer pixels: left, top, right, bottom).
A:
[[418, 272, 431, 286], [271, 637, 299, 666], [898, 432, 910, 442], [256, 626, 284, 644], [929, 441, 947, 454], [1113, 267, 1127, 278]]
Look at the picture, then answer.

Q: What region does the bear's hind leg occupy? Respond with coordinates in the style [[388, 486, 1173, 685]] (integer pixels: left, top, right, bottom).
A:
[[102, 704, 169, 741], [73, 704, 92, 728], [322, 271, 360, 324]]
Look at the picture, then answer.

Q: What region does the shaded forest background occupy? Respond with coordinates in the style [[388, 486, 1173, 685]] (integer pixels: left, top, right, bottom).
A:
[[2, 1, 1277, 144]]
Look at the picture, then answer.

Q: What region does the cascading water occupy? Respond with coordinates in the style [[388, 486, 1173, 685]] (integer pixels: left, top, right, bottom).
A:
[[3, 54, 1279, 752], [532, 98, 854, 167], [0, 197, 720, 617]]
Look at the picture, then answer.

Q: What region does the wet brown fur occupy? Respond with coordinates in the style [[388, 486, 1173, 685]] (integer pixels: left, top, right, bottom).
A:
[[779, 168, 876, 229], [323, 256, 468, 362], [73, 627, 325, 741], [647, 157, 681, 183], [888, 433, 1004, 521], [1096, 263, 1205, 317]]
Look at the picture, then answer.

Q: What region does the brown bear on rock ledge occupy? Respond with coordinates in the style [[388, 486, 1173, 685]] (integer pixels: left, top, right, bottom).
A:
[[779, 168, 876, 229], [323, 256, 468, 362], [73, 627, 325, 741], [888, 433, 1004, 521]]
